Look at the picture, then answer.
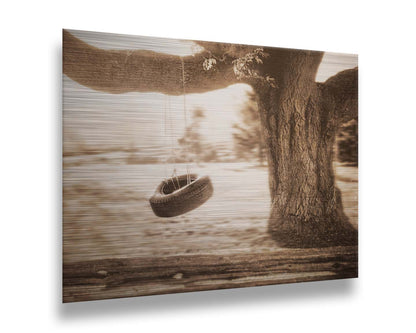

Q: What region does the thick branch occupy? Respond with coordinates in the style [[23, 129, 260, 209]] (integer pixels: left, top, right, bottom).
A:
[[321, 67, 358, 124], [63, 30, 239, 95]]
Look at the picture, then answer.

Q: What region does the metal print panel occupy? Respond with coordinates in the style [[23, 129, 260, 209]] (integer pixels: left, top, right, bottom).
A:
[[63, 29, 358, 303]]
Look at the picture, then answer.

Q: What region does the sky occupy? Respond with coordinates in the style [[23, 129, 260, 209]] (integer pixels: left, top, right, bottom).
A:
[[63, 30, 358, 156]]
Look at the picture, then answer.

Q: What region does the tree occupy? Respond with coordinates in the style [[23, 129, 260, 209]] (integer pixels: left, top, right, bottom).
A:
[[63, 30, 358, 247], [233, 91, 267, 165], [177, 108, 218, 163], [336, 119, 358, 166]]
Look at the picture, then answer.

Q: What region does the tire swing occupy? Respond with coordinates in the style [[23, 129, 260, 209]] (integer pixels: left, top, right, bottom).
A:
[[149, 58, 213, 218]]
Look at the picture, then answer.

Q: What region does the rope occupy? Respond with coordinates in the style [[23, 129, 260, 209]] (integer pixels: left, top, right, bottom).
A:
[[181, 57, 191, 185], [163, 95, 168, 181], [169, 95, 181, 189], [160, 58, 191, 192]]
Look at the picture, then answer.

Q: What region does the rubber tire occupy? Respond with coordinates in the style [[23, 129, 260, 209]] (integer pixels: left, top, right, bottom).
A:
[[149, 174, 213, 217]]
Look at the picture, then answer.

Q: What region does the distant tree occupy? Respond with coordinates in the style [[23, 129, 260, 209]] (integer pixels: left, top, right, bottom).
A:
[[233, 92, 267, 165], [178, 108, 217, 163], [336, 119, 358, 166]]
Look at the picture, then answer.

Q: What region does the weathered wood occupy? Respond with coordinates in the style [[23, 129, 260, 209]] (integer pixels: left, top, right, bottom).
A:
[[63, 246, 357, 302]]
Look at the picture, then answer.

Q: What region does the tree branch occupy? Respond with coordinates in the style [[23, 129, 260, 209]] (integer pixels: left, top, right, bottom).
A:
[[63, 30, 239, 95], [321, 67, 358, 124]]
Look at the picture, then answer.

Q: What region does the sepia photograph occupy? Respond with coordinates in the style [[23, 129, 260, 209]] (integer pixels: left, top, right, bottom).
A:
[[62, 29, 358, 303]]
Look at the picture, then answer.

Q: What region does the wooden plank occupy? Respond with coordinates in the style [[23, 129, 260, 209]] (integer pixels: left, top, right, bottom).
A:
[[63, 246, 357, 302]]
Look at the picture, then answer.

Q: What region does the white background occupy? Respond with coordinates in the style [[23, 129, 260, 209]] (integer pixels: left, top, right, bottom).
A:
[[1, 0, 415, 332]]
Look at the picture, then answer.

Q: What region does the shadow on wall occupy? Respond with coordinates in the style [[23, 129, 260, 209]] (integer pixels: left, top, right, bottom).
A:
[[57, 278, 357, 319]]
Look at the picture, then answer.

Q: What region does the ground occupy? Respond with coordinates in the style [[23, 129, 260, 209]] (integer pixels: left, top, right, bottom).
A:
[[63, 155, 358, 264]]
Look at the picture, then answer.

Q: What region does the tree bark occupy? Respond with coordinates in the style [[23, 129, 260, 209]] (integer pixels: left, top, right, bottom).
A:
[[63, 30, 358, 248], [63, 30, 239, 95], [253, 49, 358, 247]]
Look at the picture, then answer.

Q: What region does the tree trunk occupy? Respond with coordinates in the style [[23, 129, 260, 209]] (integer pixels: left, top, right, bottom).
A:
[[254, 49, 357, 247]]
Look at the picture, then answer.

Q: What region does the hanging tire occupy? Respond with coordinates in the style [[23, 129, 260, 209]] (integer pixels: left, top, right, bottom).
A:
[[149, 174, 213, 217]]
